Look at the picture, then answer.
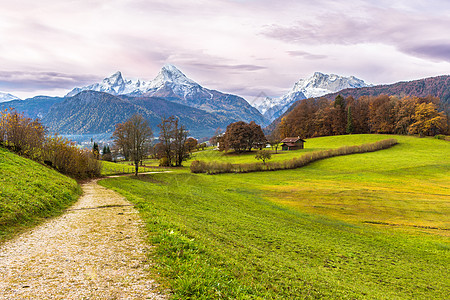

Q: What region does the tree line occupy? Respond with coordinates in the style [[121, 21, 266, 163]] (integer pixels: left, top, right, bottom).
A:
[[273, 95, 449, 139], [0, 108, 101, 178]]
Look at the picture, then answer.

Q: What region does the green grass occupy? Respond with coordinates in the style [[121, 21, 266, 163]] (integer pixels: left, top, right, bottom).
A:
[[190, 134, 395, 165], [100, 160, 170, 176], [99, 134, 450, 299], [0, 147, 81, 242]]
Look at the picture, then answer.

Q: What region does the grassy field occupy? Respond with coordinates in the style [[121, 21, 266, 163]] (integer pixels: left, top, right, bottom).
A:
[[0, 147, 81, 242], [190, 134, 397, 165], [100, 160, 171, 176], [99, 134, 449, 299]]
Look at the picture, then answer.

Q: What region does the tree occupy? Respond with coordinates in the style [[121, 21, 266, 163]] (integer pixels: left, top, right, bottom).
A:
[[255, 150, 272, 164], [157, 116, 190, 167], [112, 114, 153, 176], [173, 122, 189, 167], [332, 95, 347, 135], [185, 137, 198, 153], [408, 102, 447, 136], [346, 106, 354, 134], [268, 138, 281, 154], [92, 142, 100, 159], [368, 95, 396, 133], [220, 121, 267, 153], [102, 145, 112, 161], [248, 121, 267, 150]]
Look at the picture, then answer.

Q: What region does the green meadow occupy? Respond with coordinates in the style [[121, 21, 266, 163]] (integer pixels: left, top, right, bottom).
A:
[[0, 147, 80, 242], [99, 134, 450, 299], [189, 134, 395, 165]]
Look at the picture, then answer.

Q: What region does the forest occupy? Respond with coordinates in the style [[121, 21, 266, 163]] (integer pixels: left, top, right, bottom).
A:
[[273, 94, 449, 139]]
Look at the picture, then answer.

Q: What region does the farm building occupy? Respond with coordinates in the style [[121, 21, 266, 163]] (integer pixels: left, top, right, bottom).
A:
[[281, 137, 306, 151]]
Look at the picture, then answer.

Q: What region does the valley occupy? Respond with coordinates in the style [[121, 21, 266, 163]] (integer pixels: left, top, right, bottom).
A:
[[98, 134, 450, 298], [1, 1, 449, 299]]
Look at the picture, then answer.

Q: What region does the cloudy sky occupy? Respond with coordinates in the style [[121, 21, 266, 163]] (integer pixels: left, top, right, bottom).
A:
[[1, 0, 449, 101]]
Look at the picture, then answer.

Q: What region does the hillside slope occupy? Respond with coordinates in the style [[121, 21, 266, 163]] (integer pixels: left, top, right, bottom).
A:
[[267, 75, 450, 132], [0, 147, 80, 242], [100, 135, 449, 299], [42, 91, 230, 138], [323, 75, 450, 106]]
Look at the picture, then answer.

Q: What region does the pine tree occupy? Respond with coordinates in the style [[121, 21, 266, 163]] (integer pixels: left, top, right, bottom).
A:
[[92, 142, 99, 159]]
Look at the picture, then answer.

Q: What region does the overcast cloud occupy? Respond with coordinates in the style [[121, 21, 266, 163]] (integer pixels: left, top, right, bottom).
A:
[[0, 0, 449, 99]]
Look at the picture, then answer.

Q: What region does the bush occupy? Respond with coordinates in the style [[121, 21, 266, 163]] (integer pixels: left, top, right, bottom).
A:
[[435, 134, 450, 141], [0, 108, 101, 179], [44, 135, 101, 179]]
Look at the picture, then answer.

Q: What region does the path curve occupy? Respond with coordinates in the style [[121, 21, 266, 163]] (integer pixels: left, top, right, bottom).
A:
[[0, 179, 166, 299]]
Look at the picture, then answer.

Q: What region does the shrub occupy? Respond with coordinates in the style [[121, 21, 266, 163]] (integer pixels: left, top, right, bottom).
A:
[[44, 135, 101, 179], [0, 108, 101, 179]]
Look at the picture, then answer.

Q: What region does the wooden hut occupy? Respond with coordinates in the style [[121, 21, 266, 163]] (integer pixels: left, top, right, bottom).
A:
[[280, 137, 305, 151]]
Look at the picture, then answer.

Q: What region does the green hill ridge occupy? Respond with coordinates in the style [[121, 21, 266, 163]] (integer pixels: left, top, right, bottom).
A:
[[0, 147, 81, 242]]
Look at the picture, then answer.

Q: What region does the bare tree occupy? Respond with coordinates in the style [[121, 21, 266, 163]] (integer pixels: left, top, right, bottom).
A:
[[113, 114, 153, 175], [157, 116, 190, 167], [173, 122, 189, 166]]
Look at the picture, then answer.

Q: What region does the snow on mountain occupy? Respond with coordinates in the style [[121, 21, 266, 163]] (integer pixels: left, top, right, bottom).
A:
[[0, 92, 21, 103], [65, 64, 267, 126], [254, 72, 370, 121], [65, 64, 199, 97], [147, 64, 198, 89], [293, 72, 370, 99]]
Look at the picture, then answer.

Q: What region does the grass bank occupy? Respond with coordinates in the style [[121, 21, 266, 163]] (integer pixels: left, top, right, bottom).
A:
[[100, 135, 449, 299], [0, 147, 81, 242]]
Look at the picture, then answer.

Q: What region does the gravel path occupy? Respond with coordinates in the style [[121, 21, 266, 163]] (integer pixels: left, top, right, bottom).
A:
[[0, 179, 166, 299]]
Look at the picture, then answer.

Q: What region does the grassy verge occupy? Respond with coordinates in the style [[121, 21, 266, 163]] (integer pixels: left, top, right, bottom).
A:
[[99, 135, 449, 299], [0, 147, 81, 242]]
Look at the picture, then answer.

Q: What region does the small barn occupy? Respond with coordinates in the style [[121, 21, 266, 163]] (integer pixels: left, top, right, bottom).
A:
[[281, 137, 306, 151]]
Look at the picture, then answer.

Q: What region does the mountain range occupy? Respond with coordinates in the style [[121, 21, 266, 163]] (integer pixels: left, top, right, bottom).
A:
[[42, 91, 230, 139], [1, 65, 266, 142], [254, 72, 371, 121], [266, 74, 450, 133], [0, 92, 20, 103], [2, 64, 448, 144], [67, 64, 266, 127]]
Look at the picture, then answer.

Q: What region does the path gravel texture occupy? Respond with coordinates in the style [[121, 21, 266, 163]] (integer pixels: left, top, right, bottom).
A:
[[0, 179, 166, 299]]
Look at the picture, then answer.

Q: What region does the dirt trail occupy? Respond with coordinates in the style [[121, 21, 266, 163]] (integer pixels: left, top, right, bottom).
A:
[[0, 179, 166, 299]]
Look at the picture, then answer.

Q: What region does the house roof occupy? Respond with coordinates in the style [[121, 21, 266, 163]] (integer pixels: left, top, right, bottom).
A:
[[281, 143, 299, 147], [281, 137, 306, 143]]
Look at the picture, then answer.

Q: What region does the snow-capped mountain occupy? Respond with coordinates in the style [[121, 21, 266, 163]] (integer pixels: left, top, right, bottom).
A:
[[65, 64, 200, 97], [0, 92, 20, 103], [66, 71, 146, 97], [66, 64, 267, 126], [254, 72, 371, 121]]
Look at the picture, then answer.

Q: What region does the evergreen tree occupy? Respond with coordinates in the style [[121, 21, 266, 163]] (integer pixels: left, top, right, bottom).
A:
[[92, 142, 99, 159]]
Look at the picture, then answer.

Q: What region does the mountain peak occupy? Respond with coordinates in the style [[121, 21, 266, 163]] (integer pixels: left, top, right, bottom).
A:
[[0, 91, 21, 103], [292, 72, 370, 98], [103, 71, 125, 85], [253, 72, 370, 122], [313, 71, 325, 77], [150, 64, 198, 88]]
